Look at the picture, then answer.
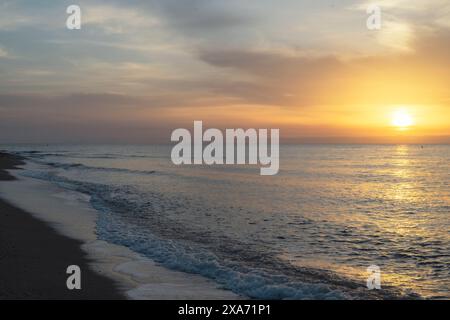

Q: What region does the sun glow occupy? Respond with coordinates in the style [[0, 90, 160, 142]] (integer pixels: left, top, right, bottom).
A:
[[391, 109, 414, 129]]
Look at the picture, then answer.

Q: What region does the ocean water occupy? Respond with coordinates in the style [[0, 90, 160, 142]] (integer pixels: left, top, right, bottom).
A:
[[3, 144, 449, 299]]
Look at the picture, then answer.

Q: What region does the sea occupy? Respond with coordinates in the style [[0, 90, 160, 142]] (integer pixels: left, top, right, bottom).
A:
[[3, 144, 449, 299]]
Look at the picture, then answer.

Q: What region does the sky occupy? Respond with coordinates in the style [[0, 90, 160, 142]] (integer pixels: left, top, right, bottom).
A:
[[0, 0, 449, 143]]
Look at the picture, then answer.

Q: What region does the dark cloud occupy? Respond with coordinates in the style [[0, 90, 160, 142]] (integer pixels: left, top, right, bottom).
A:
[[106, 0, 252, 36], [199, 50, 343, 79], [198, 49, 351, 106], [154, 0, 249, 32], [139, 77, 288, 106], [152, 0, 251, 32], [0, 92, 175, 143], [197, 28, 450, 107], [0, 93, 142, 110]]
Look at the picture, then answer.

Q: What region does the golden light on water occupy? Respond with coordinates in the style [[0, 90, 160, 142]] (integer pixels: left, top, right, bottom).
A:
[[391, 108, 414, 130]]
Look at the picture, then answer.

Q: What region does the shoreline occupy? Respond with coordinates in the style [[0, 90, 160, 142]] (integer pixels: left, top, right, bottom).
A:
[[0, 152, 240, 300], [0, 152, 125, 299], [1, 150, 422, 300]]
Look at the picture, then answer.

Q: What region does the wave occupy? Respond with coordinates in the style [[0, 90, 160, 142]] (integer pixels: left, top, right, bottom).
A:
[[22, 157, 157, 176], [17, 168, 410, 300], [15, 150, 162, 160]]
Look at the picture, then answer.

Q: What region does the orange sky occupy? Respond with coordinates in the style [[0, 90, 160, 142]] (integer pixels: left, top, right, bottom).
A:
[[0, 0, 449, 143]]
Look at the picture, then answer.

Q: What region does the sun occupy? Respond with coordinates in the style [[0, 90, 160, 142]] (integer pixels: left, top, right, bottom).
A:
[[391, 109, 414, 129]]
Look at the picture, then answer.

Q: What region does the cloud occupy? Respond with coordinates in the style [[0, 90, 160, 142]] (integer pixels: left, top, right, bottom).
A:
[[0, 93, 145, 113], [376, 20, 414, 52], [356, 0, 449, 11], [0, 3, 34, 30], [352, 0, 450, 52], [149, 0, 251, 33], [0, 47, 8, 58], [0, 0, 449, 143], [83, 4, 160, 34], [198, 28, 450, 107]]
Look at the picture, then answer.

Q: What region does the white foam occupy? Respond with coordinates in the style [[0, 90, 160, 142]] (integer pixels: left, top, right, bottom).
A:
[[0, 163, 241, 300]]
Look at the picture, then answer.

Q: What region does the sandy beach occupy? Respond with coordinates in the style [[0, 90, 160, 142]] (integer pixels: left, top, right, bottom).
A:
[[0, 152, 125, 299]]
